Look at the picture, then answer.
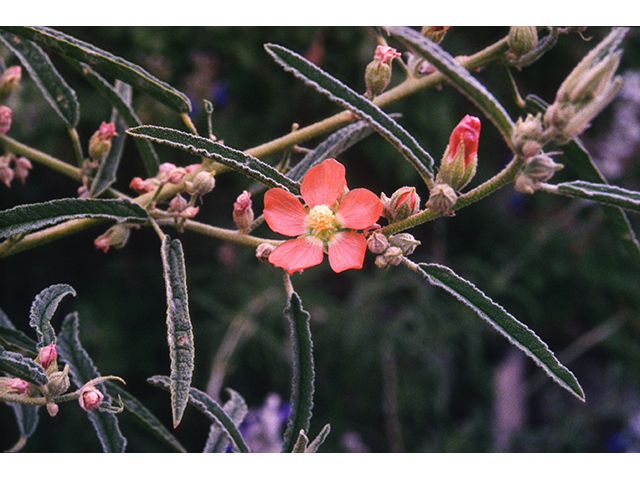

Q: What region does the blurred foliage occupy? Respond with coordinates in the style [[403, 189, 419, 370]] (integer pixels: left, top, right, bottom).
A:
[[3, 26, 640, 452]]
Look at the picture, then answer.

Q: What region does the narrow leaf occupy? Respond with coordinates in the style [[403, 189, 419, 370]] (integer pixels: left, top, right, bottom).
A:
[[264, 43, 435, 186], [204, 388, 248, 453], [161, 235, 195, 428], [74, 63, 160, 177], [553, 180, 640, 213], [0, 198, 149, 239], [29, 284, 76, 348], [89, 115, 128, 197], [306, 423, 331, 453], [0, 308, 38, 355], [57, 312, 127, 452], [412, 262, 585, 401], [0, 345, 48, 386], [128, 125, 301, 193], [0, 31, 79, 128], [9, 403, 40, 442], [281, 290, 315, 453], [386, 26, 515, 146], [148, 375, 250, 453], [1, 26, 191, 113]]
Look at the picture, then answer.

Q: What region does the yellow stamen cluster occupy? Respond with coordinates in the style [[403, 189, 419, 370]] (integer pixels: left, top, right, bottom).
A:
[[307, 204, 335, 232]]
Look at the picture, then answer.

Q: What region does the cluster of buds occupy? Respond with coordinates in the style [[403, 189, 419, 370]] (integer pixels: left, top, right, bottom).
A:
[[427, 115, 481, 214], [543, 29, 625, 144], [1, 153, 32, 187], [364, 45, 402, 98], [514, 152, 564, 194], [0, 65, 21, 103], [381, 186, 421, 222], [368, 230, 420, 268], [233, 190, 254, 233]]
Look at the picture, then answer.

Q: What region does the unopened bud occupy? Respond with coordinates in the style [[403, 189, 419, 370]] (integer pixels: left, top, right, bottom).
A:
[[512, 113, 543, 159], [389, 233, 420, 256], [166, 167, 187, 185], [0, 105, 12, 134], [46, 402, 59, 417], [365, 45, 401, 97], [382, 187, 421, 221], [421, 26, 450, 44], [185, 170, 215, 196], [508, 27, 539, 58], [46, 364, 70, 397], [426, 182, 458, 214], [233, 190, 254, 232], [0, 154, 14, 187], [256, 242, 277, 262], [129, 176, 156, 194], [1, 376, 30, 394], [38, 342, 58, 371], [79, 386, 104, 411], [514, 153, 563, 193], [13, 156, 32, 184], [375, 246, 403, 268], [168, 193, 189, 214], [93, 224, 132, 253], [88, 122, 117, 162], [0, 65, 22, 102], [367, 231, 390, 254], [436, 115, 481, 190]]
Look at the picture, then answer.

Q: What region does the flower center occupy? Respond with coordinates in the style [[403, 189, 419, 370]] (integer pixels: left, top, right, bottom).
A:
[[307, 204, 335, 232]]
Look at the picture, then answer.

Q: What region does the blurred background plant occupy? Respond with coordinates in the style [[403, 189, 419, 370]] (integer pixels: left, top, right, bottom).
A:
[[2, 26, 640, 452]]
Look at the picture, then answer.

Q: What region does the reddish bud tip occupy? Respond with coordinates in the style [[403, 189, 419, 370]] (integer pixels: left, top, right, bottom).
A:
[[449, 115, 481, 167]]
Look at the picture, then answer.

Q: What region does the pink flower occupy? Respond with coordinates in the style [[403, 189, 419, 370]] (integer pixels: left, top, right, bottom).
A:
[[374, 45, 401, 65], [263, 158, 383, 273], [38, 342, 57, 370], [79, 386, 104, 411], [448, 114, 481, 168]]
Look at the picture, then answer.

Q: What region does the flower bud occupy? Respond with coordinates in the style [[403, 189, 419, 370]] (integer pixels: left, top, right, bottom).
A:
[[365, 45, 401, 98], [436, 115, 481, 190], [13, 156, 33, 184], [256, 242, 276, 262], [389, 233, 420, 256], [93, 224, 132, 253], [0, 105, 12, 134], [233, 190, 254, 233], [375, 246, 404, 268], [79, 386, 104, 411], [46, 364, 70, 397], [382, 186, 421, 221], [0, 154, 14, 187], [129, 176, 156, 194], [88, 122, 117, 162], [46, 402, 59, 417], [421, 26, 450, 44], [185, 170, 215, 196], [0, 65, 22, 102], [166, 167, 187, 185], [426, 182, 458, 214], [168, 193, 189, 214], [514, 152, 563, 193], [38, 342, 58, 371], [512, 113, 543, 159], [367, 231, 390, 254], [508, 27, 539, 58], [1, 376, 30, 394]]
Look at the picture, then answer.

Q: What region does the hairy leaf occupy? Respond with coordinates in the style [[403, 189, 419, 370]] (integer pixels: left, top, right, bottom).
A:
[[0, 31, 79, 128], [29, 284, 76, 348], [57, 312, 127, 452], [1, 26, 191, 113], [412, 262, 585, 401], [554, 180, 640, 212], [128, 125, 301, 193], [0, 345, 48, 386], [0, 198, 149, 239], [161, 235, 195, 428], [281, 290, 315, 453], [203, 388, 248, 453], [264, 43, 435, 186]]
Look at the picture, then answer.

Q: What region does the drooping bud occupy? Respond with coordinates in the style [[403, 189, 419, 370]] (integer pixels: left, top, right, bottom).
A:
[[185, 170, 215, 196], [13, 156, 33, 184], [256, 243, 276, 263], [508, 27, 539, 59], [93, 224, 132, 253], [365, 45, 402, 98], [0, 105, 12, 134], [233, 190, 254, 233], [435, 115, 481, 191], [421, 26, 450, 44], [78, 386, 104, 411], [382, 186, 421, 222], [88, 122, 117, 162], [0, 65, 22, 102], [367, 231, 390, 254], [514, 152, 564, 194], [38, 343, 58, 371]]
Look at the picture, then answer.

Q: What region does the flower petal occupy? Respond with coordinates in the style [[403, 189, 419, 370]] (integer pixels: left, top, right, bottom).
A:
[[300, 158, 347, 208], [269, 237, 324, 273], [327, 231, 367, 273], [335, 188, 383, 230], [264, 188, 308, 236]]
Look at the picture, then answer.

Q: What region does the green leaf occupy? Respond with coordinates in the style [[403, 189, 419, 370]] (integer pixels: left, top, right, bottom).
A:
[[281, 290, 315, 453], [127, 125, 301, 194], [0, 345, 48, 386], [0, 198, 149, 239], [29, 284, 76, 348], [160, 235, 195, 428], [148, 375, 250, 453], [203, 388, 248, 453], [264, 43, 435, 186], [0, 31, 79, 128], [306, 423, 331, 453], [287, 119, 377, 183], [0, 308, 38, 355], [89, 115, 128, 197], [74, 63, 160, 178], [57, 312, 127, 452], [107, 382, 187, 453], [412, 262, 585, 401], [1, 26, 191, 113], [386, 26, 515, 146], [9, 403, 40, 443], [553, 180, 640, 212]]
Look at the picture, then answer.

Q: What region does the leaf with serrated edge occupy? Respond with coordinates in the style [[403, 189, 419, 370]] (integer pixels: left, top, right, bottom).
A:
[[0, 31, 79, 128], [0, 345, 48, 386], [161, 236, 195, 428], [264, 43, 435, 186], [0, 198, 149, 239], [413, 262, 585, 401], [29, 284, 76, 348]]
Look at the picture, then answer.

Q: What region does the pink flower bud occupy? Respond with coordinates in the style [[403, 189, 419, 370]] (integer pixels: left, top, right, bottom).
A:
[[383, 186, 421, 221], [93, 224, 131, 253], [13, 156, 32, 184], [449, 115, 481, 168], [38, 342, 57, 370], [233, 190, 254, 232], [374, 45, 402, 65], [166, 167, 187, 185], [0, 65, 22, 101], [88, 121, 117, 161], [129, 176, 155, 194], [365, 46, 402, 98], [168, 193, 189, 213], [0, 105, 12, 134], [435, 115, 481, 191], [79, 386, 104, 411], [4, 377, 30, 394]]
